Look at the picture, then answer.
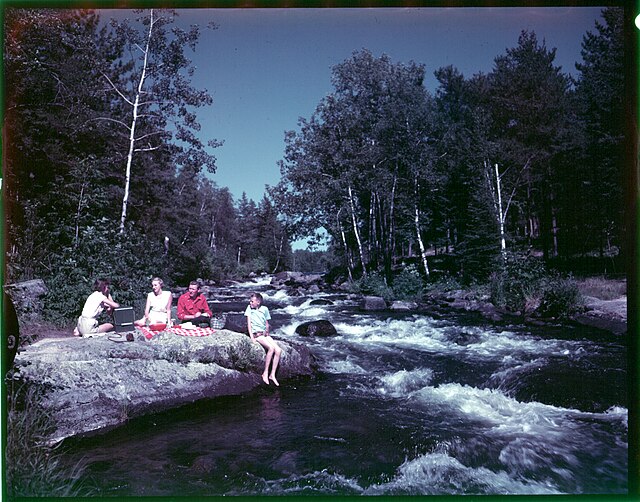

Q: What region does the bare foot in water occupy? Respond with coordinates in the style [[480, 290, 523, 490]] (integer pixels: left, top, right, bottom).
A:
[[269, 375, 279, 387], [262, 374, 270, 385]]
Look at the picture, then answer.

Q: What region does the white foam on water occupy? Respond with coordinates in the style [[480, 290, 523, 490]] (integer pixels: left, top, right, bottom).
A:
[[363, 452, 561, 495], [412, 383, 576, 429], [281, 304, 305, 315], [261, 289, 292, 303], [324, 359, 367, 375], [376, 368, 435, 396], [321, 315, 588, 364], [260, 469, 363, 495], [605, 406, 628, 428], [333, 317, 452, 352], [233, 276, 273, 288]]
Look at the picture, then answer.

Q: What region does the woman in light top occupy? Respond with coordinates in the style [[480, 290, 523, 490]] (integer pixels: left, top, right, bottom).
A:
[[73, 278, 120, 337], [135, 277, 172, 327]]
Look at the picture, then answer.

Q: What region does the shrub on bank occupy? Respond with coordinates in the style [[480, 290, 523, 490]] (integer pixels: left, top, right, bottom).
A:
[[351, 271, 394, 301], [539, 275, 585, 318], [392, 265, 424, 301], [489, 252, 546, 316]]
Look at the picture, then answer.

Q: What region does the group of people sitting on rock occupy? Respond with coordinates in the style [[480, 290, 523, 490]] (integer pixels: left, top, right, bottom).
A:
[[73, 277, 281, 385]]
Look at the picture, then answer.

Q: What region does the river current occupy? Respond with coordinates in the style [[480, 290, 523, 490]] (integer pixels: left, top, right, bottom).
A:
[[60, 276, 628, 496]]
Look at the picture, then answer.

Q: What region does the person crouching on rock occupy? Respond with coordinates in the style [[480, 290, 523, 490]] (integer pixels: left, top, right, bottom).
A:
[[135, 277, 172, 328], [73, 278, 120, 337], [245, 292, 281, 386], [177, 281, 212, 327]]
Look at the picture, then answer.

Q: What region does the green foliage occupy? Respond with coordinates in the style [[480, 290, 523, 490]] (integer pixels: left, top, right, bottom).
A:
[[424, 274, 463, 295], [41, 220, 163, 326], [292, 249, 335, 273], [354, 271, 394, 301], [203, 248, 239, 283], [392, 264, 424, 300], [237, 257, 270, 278], [3, 8, 625, 301], [489, 252, 546, 315], [539, 275, 585, 318], [6, 383, 90, 497]]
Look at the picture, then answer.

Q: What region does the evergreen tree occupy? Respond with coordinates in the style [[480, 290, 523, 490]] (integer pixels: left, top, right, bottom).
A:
[[574, 7, 624, 257]]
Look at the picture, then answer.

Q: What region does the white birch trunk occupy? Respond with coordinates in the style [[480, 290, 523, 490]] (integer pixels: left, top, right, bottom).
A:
[[271, 233, 285, 274], [337, 209, 354, 282], [119, 9, 155, 233], [348, 184, 367, 276], [494, 162, 507, 259], [485, 160, 509, 263], [413, 175, 430, 277]]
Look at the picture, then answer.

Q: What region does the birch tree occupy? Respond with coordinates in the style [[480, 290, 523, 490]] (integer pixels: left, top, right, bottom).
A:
[[103, 9, 221, 233]]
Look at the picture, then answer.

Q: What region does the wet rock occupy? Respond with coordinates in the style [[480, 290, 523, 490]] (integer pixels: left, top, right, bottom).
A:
[[309, 299, 334, 306], [295, 320, 338, 337], [223, 313, 250, 334], [4, 279, 48, 321], [9, 329, 316, 444], [271, 272, 324, 288], [390, 300, 418, 311], [361, 296, 387, 311]]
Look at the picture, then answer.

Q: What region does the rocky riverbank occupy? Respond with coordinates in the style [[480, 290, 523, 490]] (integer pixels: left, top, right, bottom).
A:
[[10, 329, 316, 445], [419, 289, 627, 336]]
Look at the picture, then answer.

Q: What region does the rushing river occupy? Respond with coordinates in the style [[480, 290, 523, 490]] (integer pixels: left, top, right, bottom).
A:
[[60, 276, 628, 496]]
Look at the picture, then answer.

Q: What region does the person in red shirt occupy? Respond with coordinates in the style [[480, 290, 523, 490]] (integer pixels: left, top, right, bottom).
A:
[[177, 281, 213, 326]]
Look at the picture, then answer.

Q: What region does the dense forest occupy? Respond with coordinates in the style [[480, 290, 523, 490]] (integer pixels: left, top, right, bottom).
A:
[[2, 8, 626, 324]]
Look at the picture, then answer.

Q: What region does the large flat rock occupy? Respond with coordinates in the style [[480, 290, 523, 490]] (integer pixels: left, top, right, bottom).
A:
[[10, 329, 316, 444]]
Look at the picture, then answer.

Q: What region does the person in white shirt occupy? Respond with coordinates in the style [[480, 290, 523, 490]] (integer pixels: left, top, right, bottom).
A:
[[135, 277, 172, 327], [73, 278, 120, 337], [244, 292, 282, 386]]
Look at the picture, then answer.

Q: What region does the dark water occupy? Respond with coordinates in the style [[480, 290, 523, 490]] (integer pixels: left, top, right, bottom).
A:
[[60, 277, 628, 496]]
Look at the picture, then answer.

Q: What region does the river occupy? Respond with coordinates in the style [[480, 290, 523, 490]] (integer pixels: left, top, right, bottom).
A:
[[59, 276, 628, 496]]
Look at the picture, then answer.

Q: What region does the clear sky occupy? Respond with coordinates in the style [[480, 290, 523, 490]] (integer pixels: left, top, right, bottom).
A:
[[152, 7, 606, 205]]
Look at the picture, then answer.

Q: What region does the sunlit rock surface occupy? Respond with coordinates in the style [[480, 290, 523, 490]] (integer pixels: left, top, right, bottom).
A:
[[10, 329, 316, 444]]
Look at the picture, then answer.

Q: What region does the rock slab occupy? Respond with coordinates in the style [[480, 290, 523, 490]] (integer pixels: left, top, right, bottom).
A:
[[10, 329, 316, 444]]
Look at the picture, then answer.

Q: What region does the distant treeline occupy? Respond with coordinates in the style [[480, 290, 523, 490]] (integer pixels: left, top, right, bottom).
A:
[[3, 8, 625, 323]]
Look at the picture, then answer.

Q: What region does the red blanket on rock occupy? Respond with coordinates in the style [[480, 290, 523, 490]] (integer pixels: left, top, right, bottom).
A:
[[137, 326, 214, 339]]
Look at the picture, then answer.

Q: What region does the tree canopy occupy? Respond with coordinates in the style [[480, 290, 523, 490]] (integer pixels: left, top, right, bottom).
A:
[[3, 7, 625, 324]]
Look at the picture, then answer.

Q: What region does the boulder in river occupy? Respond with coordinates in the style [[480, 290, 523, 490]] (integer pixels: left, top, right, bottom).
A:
[[390, 300, 418, 311], [295, 320, 338, 337], [361, 296, 387, 311], [9, 329, 316, 444], [309, 299, 334, 306]]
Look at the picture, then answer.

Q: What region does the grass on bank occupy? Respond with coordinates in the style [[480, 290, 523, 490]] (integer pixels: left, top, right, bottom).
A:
[[574, 276, 626, 301], [5, 381, 91, 498]]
